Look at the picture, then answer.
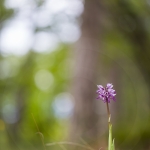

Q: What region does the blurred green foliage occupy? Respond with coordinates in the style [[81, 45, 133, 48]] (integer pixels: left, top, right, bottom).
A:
[[0, 0, 14, 24], [0, 46, 71, 150]]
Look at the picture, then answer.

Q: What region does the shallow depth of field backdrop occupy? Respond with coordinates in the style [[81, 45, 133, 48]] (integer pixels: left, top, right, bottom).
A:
[[0, 0, 150, 150]]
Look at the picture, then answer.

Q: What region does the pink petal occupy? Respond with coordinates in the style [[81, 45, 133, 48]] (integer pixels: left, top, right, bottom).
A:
[[107, 83, 113, 88]]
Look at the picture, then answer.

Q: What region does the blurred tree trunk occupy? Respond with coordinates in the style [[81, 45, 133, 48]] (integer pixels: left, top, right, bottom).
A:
[[69, 0, 103, 145]]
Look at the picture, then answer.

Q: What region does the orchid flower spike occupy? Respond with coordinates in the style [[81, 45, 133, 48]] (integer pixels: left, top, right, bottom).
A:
[[96, 83, 116, 103]]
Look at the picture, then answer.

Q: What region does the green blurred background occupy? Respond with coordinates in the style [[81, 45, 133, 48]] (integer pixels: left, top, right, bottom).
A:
[[0, 0, 150, 150]]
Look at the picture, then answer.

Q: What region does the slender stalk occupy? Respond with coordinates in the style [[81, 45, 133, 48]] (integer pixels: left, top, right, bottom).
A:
[[106, 101, 112, 150], [106, 101, 111, 124]]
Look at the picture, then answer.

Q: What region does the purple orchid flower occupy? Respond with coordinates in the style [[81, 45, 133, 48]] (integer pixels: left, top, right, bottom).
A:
[[96, 83, 116, 103]]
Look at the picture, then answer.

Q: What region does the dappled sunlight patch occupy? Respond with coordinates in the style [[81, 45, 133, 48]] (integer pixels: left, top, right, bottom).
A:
[[0, 19, 33, 56], [2, 0, 84, 56]]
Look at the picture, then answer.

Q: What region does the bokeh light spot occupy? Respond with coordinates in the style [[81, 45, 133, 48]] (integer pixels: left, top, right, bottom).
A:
[[52, 92, 74, 119], [2, 104, 19, 124], [34, 70, 54, 91]]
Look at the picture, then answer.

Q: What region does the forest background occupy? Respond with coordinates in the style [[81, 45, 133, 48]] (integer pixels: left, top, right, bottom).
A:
[[0, 0, 150, 150]]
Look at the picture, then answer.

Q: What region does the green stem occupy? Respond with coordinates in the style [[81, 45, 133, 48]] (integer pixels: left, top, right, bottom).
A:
[[108, 123, 112, 150], [106, 102, 113, 150], [106, 101, 111, 125]]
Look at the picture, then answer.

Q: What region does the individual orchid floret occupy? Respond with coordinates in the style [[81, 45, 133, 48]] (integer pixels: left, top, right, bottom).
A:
[[96, 83, 116, 103]]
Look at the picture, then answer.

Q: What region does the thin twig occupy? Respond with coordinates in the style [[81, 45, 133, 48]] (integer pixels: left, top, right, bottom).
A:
[[80, 138, 95, 150], [31, 113, 46, 150]]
